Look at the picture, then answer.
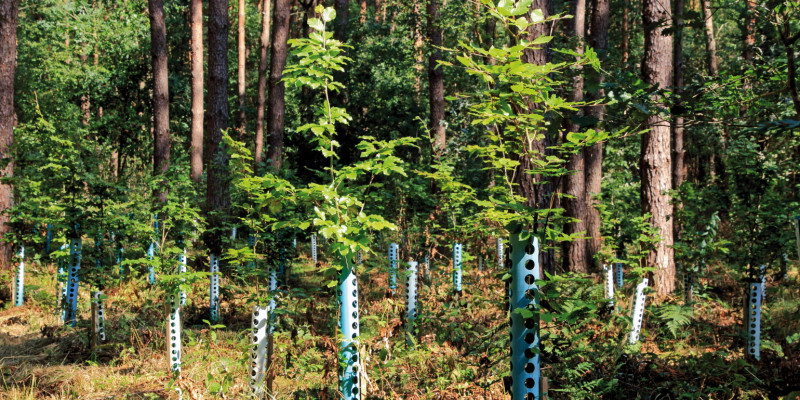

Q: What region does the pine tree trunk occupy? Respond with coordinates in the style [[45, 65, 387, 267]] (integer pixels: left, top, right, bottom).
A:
[[149, 0, 170, 203], [641, 0, 675, 296], [266, 0, 291, 171], [701, 0, 718, 76], [0, 0, 18, 278], [622, 0, 629, 64], [359, 0, 367, 24], [427, 0, 446, 156], [562, 0, 588, 273], [585, 0, 609, 268], [190, 0, 204, 182], [238, 0, 247, 134], [255, 0, 272, 167], [206, 0, 232, 254], [672, 0, 685, 189], [333, 0, 349, 41]]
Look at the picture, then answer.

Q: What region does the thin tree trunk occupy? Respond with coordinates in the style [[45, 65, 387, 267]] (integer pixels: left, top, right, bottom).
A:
[[266, 0, 291, 171], [780, 21, 800, 119], [149, 0, 170, 203], [238, 0, 247, 134], [641, 0, 675, 296], [427, 0, 446, 156], [413, 2, 424, 95], [0, 0, 18, 277], [672, 0, 685, 189], [359, 0, 367, 24], [701, 0, 718, 76], [333, 0, 349, 41], [562, 0, 588, 273], [743, 0, 756, 63], [206, 0, 232, 254], [622, 0, 629, 64], [255, 0, 272, 167], [190, 0, 204, 182], [585, 0, 609, 268]]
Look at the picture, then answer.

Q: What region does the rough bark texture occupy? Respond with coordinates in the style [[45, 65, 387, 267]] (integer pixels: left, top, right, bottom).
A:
[[622, 0, 629, 64], [0, 0, 18, 275], [641, 0, 675, 296], [190, 0, 204, 182], [427, 0, 446, 156], [206, 0, 232, 254], [672, 0, 685, 189], [333, 0, 349, 41], [255, 0, 272, 166], [359, 0, 367, 24], [743, 0, 756, 63], [238, 0, 247, 134], [149, 0, 170, 203], [585, 0, 609, 267], [413, 2, 424, 94], [266, 0, 291, 171], [562, 0, 588, 273], [701, 0, 718, 76]]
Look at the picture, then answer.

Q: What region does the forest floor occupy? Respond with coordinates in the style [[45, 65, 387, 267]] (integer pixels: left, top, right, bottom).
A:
[[1, 248, 800, 399]]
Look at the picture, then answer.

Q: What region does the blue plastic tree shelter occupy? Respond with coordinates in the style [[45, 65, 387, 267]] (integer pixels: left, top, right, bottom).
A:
[[508, 230, 541, 399]]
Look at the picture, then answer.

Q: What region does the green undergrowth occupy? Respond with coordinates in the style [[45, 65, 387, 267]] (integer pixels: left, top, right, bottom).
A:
[[1, 246, 799, 399]]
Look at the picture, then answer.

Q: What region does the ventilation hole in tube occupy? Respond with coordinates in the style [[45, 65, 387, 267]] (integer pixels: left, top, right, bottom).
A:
[[524, 362, 536, 373], [525, 393, 537, 400], [524, 377, 535, 388], [525, 319, 536, 329], [525, 333, 536, 344], [524, 348, 536, 358]]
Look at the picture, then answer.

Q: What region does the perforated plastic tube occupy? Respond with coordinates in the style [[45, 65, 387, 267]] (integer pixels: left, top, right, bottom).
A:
[[45, 224, 53, 254], [65, 238, 82, 327], [497, 238, 504, 267], [57, 243, 68, 321], [14, 246, 24, 306], [94, 291, 106, 343], [746, 282, 763, 360], [509, 231, 540, 400], [168, 292, 182, 372], [405, 261, 418, 343], [338, 265, 361, 400], [388, 243, 398, 292], [614, 263, 624, 289], [148, 216, 159, 285], [603, 264, 614, 309], [179, 249, 187, 306], [210, 254, 220, 322], [249, 305, 270, 397], [629, 278, 648, 344], [452, 243, 463, 293], [311, 234, 318, 264]]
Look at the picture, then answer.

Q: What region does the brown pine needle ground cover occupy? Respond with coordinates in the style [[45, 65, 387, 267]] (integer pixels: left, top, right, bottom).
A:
[[1, 249, 799, 399]]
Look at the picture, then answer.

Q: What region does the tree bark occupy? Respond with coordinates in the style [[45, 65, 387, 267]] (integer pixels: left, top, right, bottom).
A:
[[359, 0, 367, 24], [0, 0, 18, 275], [427, 0, 446, 156], [333, 0, 349, 41], [641, 0, 675, 296], [266, 0, 291, 171], [779, 21, 800, 119], [743, 0, 756, 63], [238, 0, 247, 134], [149, 0, 170, 203], [413, 2, 424, 95], [585, 0, 609, 268], [672, 0, 685, 189], [622, 0, 629, 64], [255, 0, 272, 167], [700, 0, 718, 76], [562, 0, 588, 273], [190, 0, 204, 182], [207, 0, 232, 254]]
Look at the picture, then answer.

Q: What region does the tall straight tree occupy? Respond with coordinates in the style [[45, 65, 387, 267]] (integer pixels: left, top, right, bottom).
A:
[[428, 0, 446, 156], [701, 0, 718, 76], [641, 0, 675, 295], [255, 0, 272, 166], [149, 0, 170, 203], [266, 0, 291, 171], [585, 0, 609, 264], [0, 0, 18, 276], [562, 0, 588, 273], [238, 0, 247, 133], [672, 0, 685, 189], [190, 0, 204, 182], [333, 0, 349, 41], [206, 0, 232, 254]]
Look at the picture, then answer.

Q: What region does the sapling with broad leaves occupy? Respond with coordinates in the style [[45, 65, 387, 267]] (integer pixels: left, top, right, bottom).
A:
[[225, 7, 417, 397]]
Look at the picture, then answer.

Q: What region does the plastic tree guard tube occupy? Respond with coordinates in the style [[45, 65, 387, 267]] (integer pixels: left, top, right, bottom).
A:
[[509, 231, 541, 400], [629, 278, 648, 344]]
